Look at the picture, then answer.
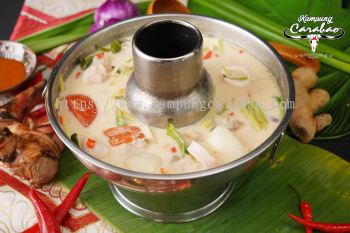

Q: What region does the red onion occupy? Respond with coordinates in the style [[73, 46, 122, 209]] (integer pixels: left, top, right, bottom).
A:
[[90, 0, 139, 33]]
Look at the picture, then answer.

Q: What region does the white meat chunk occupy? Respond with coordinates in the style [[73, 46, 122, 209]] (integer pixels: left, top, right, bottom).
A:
[[187, 141, 216, 168], [207, 126, 247, 163], [82, 58, 109, 84]]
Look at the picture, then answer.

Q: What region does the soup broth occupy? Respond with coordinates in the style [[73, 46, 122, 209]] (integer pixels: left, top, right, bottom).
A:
[[57, 36, 283, 174]]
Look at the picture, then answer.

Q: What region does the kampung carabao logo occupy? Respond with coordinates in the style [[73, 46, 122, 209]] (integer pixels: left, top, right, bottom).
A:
[[284, 15, 344, 52]]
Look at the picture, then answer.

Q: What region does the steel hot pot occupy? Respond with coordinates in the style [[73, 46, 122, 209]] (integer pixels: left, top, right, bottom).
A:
[[46, 14, 294, 223]]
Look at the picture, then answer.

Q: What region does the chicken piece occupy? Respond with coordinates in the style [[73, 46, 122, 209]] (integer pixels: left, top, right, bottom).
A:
[[0, 126, 17, 162], [10, 131, 60, 187], [2, 81, 45, 120], [207, 126, 247, 163], [82, 58, 108, 84], [0, 81, 63, 187]]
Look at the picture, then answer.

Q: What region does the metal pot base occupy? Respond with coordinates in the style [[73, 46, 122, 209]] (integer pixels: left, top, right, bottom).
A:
[[110, 182, 234, 223]]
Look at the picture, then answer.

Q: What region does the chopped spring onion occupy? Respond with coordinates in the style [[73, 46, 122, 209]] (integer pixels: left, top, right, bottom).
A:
[[95, 44, 111, 52], [116, 108, 133, 126], [223, 74, 248, 81], [201, 109, 216, 129], [111, 88, 126, 99], [241, 101, 268, 130], [111, 65, 133, 76], [58, 75, 65, 92], [213, 39, 224, 55], [111, 40, 122, 53], [71, 133, 79, 146], [79, 55, 93, 70], [95, 40, 122, 53], [60, 115, 71, 136], [274, 96, 285, 118], [119, 65, 134, 75], [166, 123, 188, 156], [222, 66, 249, 81], [54, 98, 60, 110], [219, 103, 228, 115]]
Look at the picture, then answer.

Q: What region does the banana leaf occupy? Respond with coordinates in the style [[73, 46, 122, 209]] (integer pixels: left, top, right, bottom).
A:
[[188, 0, 350, 139], [56, 135, 350, 233]]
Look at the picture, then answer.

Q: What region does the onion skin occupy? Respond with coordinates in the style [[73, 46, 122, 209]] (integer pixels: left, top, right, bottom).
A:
[[90, 0, 139, 33]]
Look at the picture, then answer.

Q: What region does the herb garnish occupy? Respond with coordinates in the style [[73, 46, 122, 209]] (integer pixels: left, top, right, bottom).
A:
[[223, 74, 248, 81], [94, 44, 111, 52], [79, 55, 93, 70], [111, 40, 122, 53], [274, 96, 285, 118], [116, 108, 133, 126], [166, 122, 188, 156], [241, 101, 268, 130], [71, 133, 79, 146]]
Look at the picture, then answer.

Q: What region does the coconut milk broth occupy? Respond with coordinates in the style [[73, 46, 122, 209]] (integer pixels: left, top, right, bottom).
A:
[[57, 36, 282, 174]]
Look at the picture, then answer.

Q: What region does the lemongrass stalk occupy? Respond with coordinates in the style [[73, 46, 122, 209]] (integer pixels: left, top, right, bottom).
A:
[[190, 0, 350, 74]]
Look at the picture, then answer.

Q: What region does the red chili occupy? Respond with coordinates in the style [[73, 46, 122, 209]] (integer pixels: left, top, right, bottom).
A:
[[300, 201, 313, 233], [203, 50, 213, 60], [171, 146, 177, 153], [86, 138, 96, 149], [53, 53, 63, 66], [29, 189, 61, 233], [75, 71, 81, 79], [23, 173, 91, 233], [29, 107, 46, 119], [288, 185, 313, 233], [289, 213, 350, 233], [96, 53, 104, 59]]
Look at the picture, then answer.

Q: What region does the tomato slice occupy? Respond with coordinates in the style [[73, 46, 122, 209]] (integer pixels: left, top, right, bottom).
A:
[[66, 95, 97, 127], [104, 126, 145, 146]]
